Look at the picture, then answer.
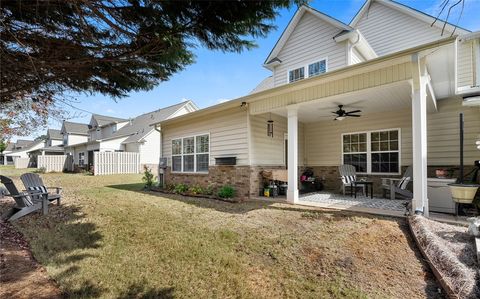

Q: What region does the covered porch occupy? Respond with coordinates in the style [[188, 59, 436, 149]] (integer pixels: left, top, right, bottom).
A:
[[247, 39, 478, 217]]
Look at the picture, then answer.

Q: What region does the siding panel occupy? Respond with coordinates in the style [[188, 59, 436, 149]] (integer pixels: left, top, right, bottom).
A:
[[273, 11, 347, 87], [355, 2, 449, 56], [162, 108, 249, 166]]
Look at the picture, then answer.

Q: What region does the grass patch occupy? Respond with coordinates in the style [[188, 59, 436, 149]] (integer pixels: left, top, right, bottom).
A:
[[0, 166, 439, 298]]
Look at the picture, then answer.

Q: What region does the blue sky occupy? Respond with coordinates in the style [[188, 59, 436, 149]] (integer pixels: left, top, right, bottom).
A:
[[20, 0, 480, 141]]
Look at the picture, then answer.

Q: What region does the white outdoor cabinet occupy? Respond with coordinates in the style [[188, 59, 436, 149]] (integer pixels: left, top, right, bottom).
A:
[[427, 178, 457, 214]]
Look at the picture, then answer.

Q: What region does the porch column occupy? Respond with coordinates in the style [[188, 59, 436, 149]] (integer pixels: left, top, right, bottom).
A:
[[411, 54, 429, 216], [287, 106, 299, 203]]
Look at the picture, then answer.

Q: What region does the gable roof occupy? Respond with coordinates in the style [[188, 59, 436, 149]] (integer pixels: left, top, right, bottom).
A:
[[62, 121, 89, 135], [47, 129, 62, 140], [102, 101, 198, 144], [14, 139, 34, 149], [3, 143, 15, 152], [350, 0, 470, 34], [90, 114, 128, 128], [264, 5, 353, 68], [6, 139, 44, 155]]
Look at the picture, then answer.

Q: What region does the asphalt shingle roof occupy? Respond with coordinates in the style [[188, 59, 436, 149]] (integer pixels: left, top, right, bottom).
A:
[[14, 139, 34, 149], [63, 121, 89, 135], [92, 114, 128, 127], [104, 101, 190, 144], [47, 129, 62, 140]]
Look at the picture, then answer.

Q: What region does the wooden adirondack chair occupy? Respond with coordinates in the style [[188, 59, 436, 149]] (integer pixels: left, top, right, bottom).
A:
[[20, 173, 62, 206], [0, 175, 49, 221], [381, 166, 413, 200], [338, 164, 366, 196]]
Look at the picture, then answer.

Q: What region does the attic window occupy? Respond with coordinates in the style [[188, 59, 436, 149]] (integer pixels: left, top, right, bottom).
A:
[[288, 67, 304, 83], [308, 60, 327, 77]]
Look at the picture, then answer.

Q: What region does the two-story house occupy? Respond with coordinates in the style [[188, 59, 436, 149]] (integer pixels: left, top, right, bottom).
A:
[[65, 101, 198, 171], [152, 0, 480, 215]]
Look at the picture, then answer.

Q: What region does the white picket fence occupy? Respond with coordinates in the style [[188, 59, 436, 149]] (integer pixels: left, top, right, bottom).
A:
[[38, 155, 73, 172], [93, 152, 140, 175], [14, 158, 30, 169]]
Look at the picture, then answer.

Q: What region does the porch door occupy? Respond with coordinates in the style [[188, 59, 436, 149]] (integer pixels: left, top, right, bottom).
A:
[[87, 151, 94, 171]]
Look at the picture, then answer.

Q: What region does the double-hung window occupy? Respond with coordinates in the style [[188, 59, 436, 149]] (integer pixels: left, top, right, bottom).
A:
[[172, 134, 209, 173], [342, 129, 400, 174], [308, 60, 327, 77], [78, 152, 85, 166], [288, 67, 305, 83]]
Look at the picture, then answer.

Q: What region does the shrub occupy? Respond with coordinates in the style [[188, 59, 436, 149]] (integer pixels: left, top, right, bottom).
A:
[[34, 167, 46, 174], [218, 185, 235, 199], [205, 184, 215, 195], [142, 166, 155, 189], [174, 183, 189, 194], [188, 185, 204, 195], [165, 183, 176, 192]]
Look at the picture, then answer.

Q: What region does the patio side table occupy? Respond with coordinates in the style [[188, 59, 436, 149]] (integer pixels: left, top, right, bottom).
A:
[[351, 181, 374, 199]]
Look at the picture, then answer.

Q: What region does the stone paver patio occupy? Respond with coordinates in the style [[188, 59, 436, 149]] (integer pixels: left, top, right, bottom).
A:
[[299, 192, 409, 212]]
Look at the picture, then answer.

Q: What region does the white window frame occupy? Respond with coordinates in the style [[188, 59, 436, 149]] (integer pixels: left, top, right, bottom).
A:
[[287, 57, 329, 84], [287, 66, 305, 83], [341, 128, 401, 175], [171, 133, 210, 174], [307, 58, 328, 78], [78, 152, 85, 166]]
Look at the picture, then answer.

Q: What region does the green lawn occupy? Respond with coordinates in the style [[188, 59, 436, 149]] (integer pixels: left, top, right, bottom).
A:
[[0, 166, 438, 298]]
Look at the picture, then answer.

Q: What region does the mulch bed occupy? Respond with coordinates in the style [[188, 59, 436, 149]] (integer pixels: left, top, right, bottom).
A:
[[409, 215, 480, 299], [0, 220, 62, 299]]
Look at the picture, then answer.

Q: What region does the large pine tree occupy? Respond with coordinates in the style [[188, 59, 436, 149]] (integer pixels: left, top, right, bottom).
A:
[[0, 0, 302, 136]]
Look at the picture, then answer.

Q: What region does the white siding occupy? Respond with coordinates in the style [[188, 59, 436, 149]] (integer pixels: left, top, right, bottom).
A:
[[50, 139, 63, 147], [273, 11, 348, 87], [305, 97, 479, 167], [67, 134, 88, 146], [99, 137, 128, 151], [162, 108, 249, 166], [139, 130, 160, 164], [250, 114, 305, 166], [355, 2, 449, 56]]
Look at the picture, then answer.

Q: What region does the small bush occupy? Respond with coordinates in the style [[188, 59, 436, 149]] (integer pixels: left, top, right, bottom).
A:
[[174, 183, 189, 194], [188, 185, 204, 195], [218, 185, 235, 199], [205, 184, 215, 195], [165, 183, 176, 192], [34, 167, 46, 174], [142, 166, 155, 189]]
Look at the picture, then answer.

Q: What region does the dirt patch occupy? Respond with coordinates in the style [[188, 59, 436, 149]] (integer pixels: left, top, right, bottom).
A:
[[0, 220, 62, 299], [410, 216, 480, 299]]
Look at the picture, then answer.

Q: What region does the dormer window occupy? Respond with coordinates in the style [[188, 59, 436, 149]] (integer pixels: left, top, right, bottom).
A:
[[288, 67, 305, 83], [112, 125, 117, 133], [308, 59, 327, 77]]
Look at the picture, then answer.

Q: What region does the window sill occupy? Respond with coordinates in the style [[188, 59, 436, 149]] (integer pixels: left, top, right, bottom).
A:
[[171, 171, 209, 175]]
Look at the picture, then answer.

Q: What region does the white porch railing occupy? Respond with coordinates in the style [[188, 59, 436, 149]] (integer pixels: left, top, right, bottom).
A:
[[93, 152, 140, 175]]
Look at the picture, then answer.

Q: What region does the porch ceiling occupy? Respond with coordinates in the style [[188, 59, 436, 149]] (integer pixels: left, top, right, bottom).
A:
[[270, 81, 434, 123]]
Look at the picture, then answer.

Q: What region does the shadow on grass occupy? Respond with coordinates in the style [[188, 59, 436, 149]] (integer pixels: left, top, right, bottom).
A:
[[117, 280, 174, 299], [106, 183, 400, 221], [0, 199, 105, 297]]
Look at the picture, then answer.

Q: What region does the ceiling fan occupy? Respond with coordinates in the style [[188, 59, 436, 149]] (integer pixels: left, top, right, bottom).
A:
[[332, 105, 361, 121]]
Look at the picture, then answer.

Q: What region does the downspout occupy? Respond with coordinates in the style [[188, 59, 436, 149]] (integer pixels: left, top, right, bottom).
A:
[[154, 124, 164, 187]]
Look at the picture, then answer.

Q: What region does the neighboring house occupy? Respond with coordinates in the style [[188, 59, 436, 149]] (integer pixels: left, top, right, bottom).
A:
[[27, 129, 65, 158], [3, 139, 45, 166], [1, 142, 15, 165], [153, 0, 480, 216], [65, 101, 198, 171]]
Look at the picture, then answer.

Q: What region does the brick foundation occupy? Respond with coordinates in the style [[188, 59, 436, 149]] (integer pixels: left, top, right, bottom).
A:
[[164, 166, 251, 201], [164, 164, 477, 201]]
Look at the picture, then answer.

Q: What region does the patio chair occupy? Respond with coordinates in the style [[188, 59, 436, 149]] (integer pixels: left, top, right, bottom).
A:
[[20, 173, 62, 205], [338, 164, 366, 196], [0, 175, 49, 221], [381, 165, 413, 200]]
